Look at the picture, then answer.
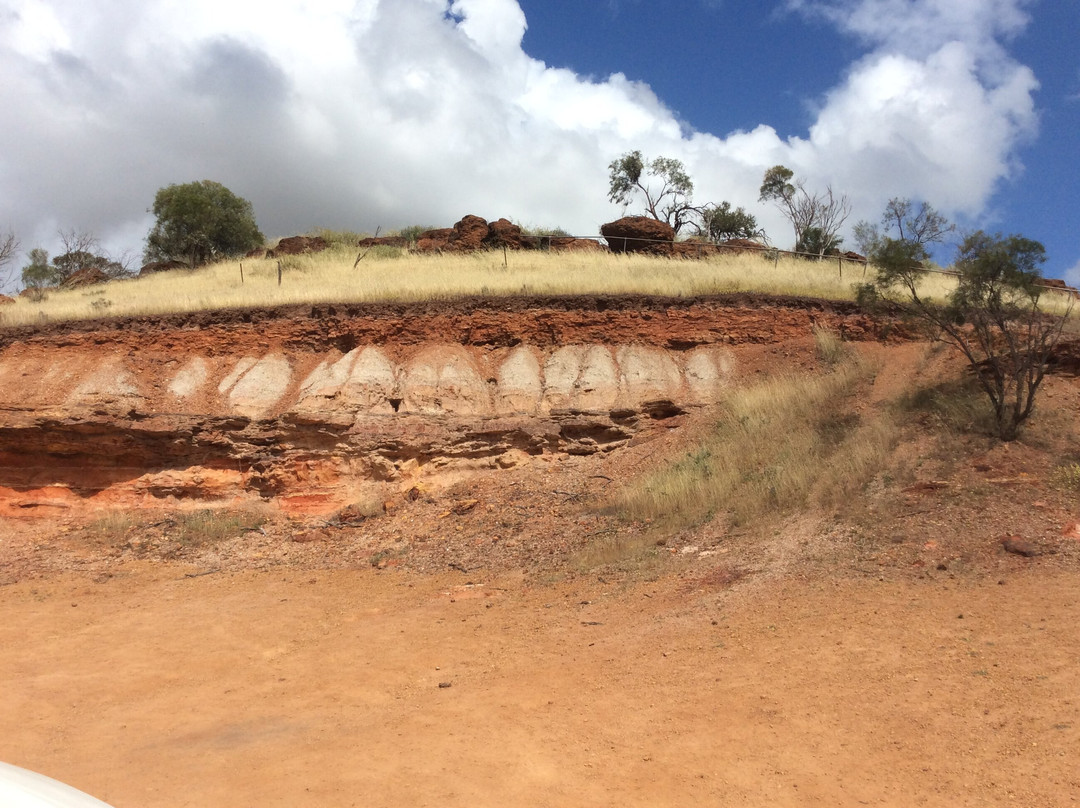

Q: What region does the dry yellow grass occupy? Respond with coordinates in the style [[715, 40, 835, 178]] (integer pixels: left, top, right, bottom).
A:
[[0, 246, 977, 327], [3, 244, 1072, 327], [615, 356, 896, 530]]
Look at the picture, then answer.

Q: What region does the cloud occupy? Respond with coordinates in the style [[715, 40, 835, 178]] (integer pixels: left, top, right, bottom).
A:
[[0, 0, 1042, 274], [1066, 257, 1080, 289]]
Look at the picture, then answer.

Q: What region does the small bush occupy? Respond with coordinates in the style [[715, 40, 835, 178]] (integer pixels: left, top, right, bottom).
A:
[[898, 378, 995, 434], [312, 228, 367, 249], [1050, 463, 1080, 491], [170, 509, 265, 548], [395, 225, 439, 244], [812, 324, 848, 366], [88, 511, 139, 541]]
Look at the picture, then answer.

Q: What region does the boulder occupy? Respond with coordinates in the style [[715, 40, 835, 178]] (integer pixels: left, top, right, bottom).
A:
[[548, 237, 606, 253], [140, 260, 189, 276], [357, 236, 408, 249], [268, 235, 329, 257], [484, 218, 529, 250], [447, 215, 490, 251], [415, 228, 455, 252], [1001, 535, 1039, 557], [60, 267, 110, 288], [673, 240, 724, 258], [601, 217, 675, 254]]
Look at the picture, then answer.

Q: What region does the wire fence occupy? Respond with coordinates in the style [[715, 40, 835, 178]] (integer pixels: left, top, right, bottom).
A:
[[535, 233, 1080, 294]]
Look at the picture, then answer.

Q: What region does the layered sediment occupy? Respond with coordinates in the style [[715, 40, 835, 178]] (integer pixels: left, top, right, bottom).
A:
[[0, 295, 891, 514]]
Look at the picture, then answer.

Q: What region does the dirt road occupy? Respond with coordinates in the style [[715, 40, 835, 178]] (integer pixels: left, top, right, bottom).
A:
[[2, 562, 1076, 807]]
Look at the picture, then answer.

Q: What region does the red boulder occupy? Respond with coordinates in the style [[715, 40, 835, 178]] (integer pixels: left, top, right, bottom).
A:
[[601, 217, 675, 254]]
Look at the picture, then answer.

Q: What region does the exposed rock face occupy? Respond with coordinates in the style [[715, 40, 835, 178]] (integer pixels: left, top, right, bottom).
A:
[[0, 295, 15, 305], [0, 296, 899, 516], [60, 267, 110, 288], [268, 236, 329, 257], [548, 237, 605, 253], [601, 217, 675, 254], [484, 218, 528, 249], [415, 228, 455, 252], [449, 215, 492, 251]]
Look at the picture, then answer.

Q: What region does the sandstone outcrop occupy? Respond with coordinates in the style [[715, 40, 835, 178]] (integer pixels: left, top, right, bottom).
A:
[[413, 216, 602, 254], [60, 267, 110, 288], [268, 235, 329, 257], [0, 295, 898, 516], [601, 217, 675, 254]]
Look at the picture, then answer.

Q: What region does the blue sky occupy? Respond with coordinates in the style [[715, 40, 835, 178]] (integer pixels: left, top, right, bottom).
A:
[[1, 0, 1077, 282]]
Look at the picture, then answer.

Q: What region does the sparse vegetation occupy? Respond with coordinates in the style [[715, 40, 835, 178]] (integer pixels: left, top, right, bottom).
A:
[[0, 247, 1000, 327], [1050, 462, 1080, 491], [616, 358, 895, 529], [863, 229, 1072, 440], [169, 509, 265, 548], [897, 377, 996, 435], [812, 324, 848, 366], [759, 165, 851, 254]]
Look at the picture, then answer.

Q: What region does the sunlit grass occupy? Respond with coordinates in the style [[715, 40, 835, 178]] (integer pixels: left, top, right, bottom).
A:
[[0, 246, 1008, 327], [614, 356, 896, 530]]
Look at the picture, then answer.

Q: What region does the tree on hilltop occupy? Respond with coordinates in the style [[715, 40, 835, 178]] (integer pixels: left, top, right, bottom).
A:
[[860, 230, 1070, 441], [759, 165, 850, 255], [853, 197, 955, 256], [145, 180, 264, 268], [699, 201, 763, 243], [608, 151, 698, 235]]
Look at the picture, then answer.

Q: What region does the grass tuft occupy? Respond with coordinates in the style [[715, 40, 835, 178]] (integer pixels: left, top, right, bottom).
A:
[[813, 324, 849, 367], [169, 509, 266, 548], [614, 358, 895, 530], [1050, 462, 1080, 491]]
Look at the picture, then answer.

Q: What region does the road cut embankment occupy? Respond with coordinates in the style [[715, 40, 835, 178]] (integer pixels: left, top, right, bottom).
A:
[[0, 296, 891, 514]]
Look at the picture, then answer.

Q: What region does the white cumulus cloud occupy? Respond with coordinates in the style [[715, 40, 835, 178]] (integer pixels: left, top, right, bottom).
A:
[[0, 0, 1043, 275]]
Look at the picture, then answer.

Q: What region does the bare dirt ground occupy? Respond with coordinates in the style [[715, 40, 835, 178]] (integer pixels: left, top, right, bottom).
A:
[[2, 305, 1079, 806], [1, 561, 1077, 807]]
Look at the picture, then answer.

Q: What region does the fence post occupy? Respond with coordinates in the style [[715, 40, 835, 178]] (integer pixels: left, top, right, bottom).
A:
[[240, 262, 244, 284], [838, 255, 843, 279], [277, 260, 282, 286]]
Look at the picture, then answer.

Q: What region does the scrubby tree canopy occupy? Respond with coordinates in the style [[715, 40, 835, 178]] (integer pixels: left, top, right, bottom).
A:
[[146, 180, 264, 267], [20, 248, 54, 289], [759, 165, 850, 254], [853, 197, 955, 256], [862, 230, 1068, 441], [608, 151, 697, 235], [700, 202, 762, 242]]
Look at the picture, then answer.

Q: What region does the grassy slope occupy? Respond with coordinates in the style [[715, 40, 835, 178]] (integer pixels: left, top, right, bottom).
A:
[[1, 246, 973, 327]]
